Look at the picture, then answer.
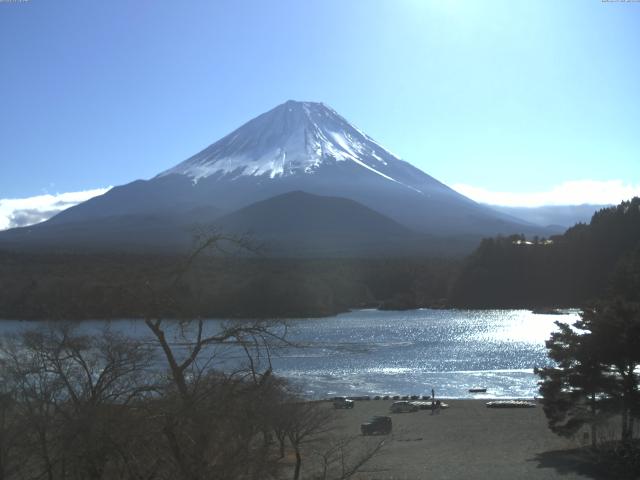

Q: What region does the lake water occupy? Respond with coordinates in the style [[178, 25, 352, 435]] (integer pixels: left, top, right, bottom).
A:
[[0, 309, 578, 399]]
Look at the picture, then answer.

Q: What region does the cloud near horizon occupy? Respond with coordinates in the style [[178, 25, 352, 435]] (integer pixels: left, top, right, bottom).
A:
[[1, 180, 638, 230], [0, 187, 112, 230], [452, 180, 640, 208]]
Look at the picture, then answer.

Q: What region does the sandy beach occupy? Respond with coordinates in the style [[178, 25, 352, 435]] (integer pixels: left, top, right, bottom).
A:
[[316, 399, 603, 480]]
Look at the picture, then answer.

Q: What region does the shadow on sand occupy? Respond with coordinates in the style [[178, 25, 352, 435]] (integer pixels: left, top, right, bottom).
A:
[[531, 447, 636, 480]]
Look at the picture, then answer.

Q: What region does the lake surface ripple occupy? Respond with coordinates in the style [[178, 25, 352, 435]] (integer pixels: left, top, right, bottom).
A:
[[277, 308, 577, 399], [0, 309, 577, 399]]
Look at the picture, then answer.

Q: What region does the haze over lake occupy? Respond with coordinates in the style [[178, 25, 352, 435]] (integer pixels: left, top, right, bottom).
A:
[[1, 309, 576, 399]]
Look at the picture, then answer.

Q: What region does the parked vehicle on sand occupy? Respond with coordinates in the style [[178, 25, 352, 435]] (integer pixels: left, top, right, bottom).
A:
[[333, 397, 355, 409], [390, 400, 419, 413], [361, 416, 392, 435]]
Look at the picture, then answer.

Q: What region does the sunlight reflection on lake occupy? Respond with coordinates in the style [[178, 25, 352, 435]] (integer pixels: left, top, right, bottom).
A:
[[0, 309, 579, 399], [276, 308, 580, 398]]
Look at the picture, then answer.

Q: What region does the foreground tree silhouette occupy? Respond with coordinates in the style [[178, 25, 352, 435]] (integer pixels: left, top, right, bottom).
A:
[[0, 326, 155, 479], [585, 300, 640, 443], [0, 232, 387, 479], [537, 299, 640, 449], [141, 231, 293, 478], [536, 316, 615, 448], [284, 401, 332, 480]]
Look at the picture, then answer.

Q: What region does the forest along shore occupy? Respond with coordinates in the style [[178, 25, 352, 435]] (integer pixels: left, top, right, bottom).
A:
[[317, 399, 600, 480]]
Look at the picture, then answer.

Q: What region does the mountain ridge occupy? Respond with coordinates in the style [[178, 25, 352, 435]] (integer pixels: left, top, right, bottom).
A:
[[0, 100, 551, 255]]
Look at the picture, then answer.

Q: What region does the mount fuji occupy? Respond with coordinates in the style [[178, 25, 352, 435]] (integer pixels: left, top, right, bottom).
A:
[[0, 100, 543, 255]]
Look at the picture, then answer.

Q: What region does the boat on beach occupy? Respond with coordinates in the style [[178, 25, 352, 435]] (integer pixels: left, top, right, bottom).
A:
[[486, 400, 536, 408], [410, 401, 449, 410]]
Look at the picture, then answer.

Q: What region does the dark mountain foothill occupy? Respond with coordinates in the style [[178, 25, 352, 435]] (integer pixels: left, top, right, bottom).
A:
[[0, 101, 548, 256]]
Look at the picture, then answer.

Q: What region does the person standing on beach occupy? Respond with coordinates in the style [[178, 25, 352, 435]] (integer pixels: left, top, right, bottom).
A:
[[431, 388, 436, 415]]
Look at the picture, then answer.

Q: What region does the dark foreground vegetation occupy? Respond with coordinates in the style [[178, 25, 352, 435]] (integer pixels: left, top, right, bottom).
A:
[[0, 320, 384, 480], [536, 299, 640, 478], [0, 237, 388, 479]]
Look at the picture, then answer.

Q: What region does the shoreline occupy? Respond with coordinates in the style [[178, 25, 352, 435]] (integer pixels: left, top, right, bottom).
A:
[[0, 305, 581, 322], [325, 396, 539, 401], [320, 398, 598, 480]]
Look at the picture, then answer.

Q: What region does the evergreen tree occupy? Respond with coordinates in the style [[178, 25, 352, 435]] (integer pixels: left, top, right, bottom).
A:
[[584, 299, 640, 443], [536, 319, 614, 448], [537, 299, 640, 447]]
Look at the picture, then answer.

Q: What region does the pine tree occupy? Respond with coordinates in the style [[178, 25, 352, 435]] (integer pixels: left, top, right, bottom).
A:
[[583, 299, 640, 443], [536, 319, 614, 448], [537, 299, 640, 447]]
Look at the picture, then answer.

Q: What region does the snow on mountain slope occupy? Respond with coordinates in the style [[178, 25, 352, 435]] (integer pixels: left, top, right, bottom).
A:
[[3, 99, 547, 252], [159, 100, 423, 193]]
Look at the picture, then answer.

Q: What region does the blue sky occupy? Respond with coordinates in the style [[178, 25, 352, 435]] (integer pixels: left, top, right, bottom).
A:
[[1, 0, 639, 219]]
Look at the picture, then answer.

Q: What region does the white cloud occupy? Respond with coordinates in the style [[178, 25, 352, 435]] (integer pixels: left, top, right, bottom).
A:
[[0, 187, 112, 230], [452, 180, 640, 207]]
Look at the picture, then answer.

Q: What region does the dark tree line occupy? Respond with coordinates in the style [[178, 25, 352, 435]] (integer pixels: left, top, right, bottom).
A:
[[0, 253, 459, 320], [451, 198, 640, 308]]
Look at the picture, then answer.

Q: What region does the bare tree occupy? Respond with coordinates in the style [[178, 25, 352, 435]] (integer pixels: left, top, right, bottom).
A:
[[0, 325, 154, 480], [283, 401, 334, 480], [0, 391, 21, 480], [276, 400, 387, 480], [140, 231, 293, 479], [0, 232, 386, 480], [312, 434, 387, 480]]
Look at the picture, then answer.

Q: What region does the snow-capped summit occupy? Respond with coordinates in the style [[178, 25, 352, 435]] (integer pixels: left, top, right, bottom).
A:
[[159, 100, 421, 192], [3, 100, 546, 255]]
